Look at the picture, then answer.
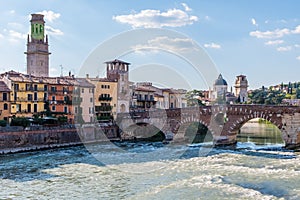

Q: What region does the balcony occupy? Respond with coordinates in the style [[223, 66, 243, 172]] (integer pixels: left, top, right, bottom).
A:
[[95, 105, 112, 112], [136, 97, 155, 102], [98, 96, 112, 101]]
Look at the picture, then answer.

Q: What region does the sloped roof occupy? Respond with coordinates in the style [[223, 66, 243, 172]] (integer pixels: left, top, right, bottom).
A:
[[0, 81, 10, 92], [104, 59, 130, 65]]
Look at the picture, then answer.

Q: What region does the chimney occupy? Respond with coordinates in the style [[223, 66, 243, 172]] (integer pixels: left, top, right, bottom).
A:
[[86, 74, 89, 79], [69, 71, 71, 77]]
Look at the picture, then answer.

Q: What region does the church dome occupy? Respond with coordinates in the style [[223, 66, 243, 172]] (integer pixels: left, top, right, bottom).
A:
[[214, 74, 228, 86]]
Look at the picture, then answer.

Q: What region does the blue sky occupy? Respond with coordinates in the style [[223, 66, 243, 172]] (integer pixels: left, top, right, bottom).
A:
[[0, 0, 299, 90]]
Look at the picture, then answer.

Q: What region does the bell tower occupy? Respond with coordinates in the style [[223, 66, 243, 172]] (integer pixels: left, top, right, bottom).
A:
[[25, 14, 51, 77]]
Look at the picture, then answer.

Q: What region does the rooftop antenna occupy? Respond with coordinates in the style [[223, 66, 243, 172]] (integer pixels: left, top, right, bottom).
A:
[[60, 65, 63, 77]]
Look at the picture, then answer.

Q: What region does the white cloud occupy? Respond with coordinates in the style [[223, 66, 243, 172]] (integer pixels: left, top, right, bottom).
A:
[[37, 10, 61, 22], [132, 36, 197, 54], [251, 18, 258, 26], [204, 42, 221, 49], [0, 33, 3, 39], [264, 40, 284, 45], [45, 25, 64, 36], [249, 28, 290, 39], [113, 7, 198, 28], [8, 30, 26, 40], [295, 44, 300, 48], [250, 24, 300, 39], [276, 46, 292, 52], [9, 10, 15, 15], [292, 25, 300, 34], [297, 56, 300, 60], [181, 3, 192, 11]]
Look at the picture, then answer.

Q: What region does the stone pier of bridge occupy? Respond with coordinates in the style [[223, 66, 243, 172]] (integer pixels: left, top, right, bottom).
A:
[[116, 105, 300, 149]]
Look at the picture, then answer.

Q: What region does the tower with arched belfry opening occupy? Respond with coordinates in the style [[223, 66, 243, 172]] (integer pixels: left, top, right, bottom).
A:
[[25, 14, 51, 77]]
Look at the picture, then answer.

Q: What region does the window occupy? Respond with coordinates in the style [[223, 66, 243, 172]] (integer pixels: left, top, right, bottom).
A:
[[3, 103, 8, 110], [27, 104, 31, 113], [51, 86, 56, 92], [89, 107, 92, 114], [75, 107, 78, 114], [3, 93, 7, 101], [52, 96, 55, 101], [44, 85, 48, 91], [82, 88, 84, 93], [17, 104, 21, 112], [34, 92, 37, 101], [34, 104, 37, 113], [44, 93, 47, 101], [52, 106, 56, 111], [63, 87, 68, 93], [26, 84, 33, 91], [14, 84, 19, 91], [44, 103, 47, 110], [28, 94, 33, 101], [14, 92, 17, 101], [90, 97, 93, 103], [34, 85, 38, 91], [64, 106, 68, 113]]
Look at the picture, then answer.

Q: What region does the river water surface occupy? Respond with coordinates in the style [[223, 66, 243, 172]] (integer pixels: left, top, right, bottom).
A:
[[1, 122, 300, 200]]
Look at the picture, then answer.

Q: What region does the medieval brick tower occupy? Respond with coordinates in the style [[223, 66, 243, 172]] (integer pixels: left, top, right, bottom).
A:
[[25, 14, 51, 77], [105, 59, 130, 113], [235, 75, 248, 103]]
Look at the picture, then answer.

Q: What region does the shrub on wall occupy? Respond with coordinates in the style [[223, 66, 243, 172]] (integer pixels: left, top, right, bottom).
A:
[[0, 120, 7, 127]]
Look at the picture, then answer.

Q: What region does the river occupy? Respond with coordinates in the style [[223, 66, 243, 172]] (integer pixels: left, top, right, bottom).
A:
[[1, 122, 300, 200]]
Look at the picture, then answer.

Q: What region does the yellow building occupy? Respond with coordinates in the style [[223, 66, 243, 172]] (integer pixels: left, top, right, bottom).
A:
[[1, 71, 47, 118], [87, 76, 118, 121]]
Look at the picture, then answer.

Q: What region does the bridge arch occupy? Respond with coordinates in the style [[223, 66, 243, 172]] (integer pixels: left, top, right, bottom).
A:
[[173, 116, 213, 143], [122, 122, 165, 141], [227, 109, 285, 146]]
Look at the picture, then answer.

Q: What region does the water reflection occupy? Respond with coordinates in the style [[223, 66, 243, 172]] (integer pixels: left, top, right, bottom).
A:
[[238, 120, 284, 145]]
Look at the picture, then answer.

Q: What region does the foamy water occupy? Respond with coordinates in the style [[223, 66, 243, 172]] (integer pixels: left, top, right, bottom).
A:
[[0, 141, 299, 200]]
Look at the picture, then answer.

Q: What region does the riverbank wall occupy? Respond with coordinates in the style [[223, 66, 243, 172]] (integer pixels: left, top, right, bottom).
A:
[[0, 124, 119, 154]]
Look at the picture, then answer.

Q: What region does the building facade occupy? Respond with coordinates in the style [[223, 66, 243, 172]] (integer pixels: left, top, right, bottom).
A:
[[0, 81, 11, 121], [88, 77, 118, 121]]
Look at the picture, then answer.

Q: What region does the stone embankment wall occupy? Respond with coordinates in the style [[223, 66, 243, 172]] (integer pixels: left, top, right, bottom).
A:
[[0, 124, 119, 154]]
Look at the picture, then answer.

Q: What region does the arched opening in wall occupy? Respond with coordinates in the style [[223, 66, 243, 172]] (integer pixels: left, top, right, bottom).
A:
[[184, 122, 213, 144], [124, 122, 166, 142], [120, 104, 126, 113], [237, 118, 284, 146]]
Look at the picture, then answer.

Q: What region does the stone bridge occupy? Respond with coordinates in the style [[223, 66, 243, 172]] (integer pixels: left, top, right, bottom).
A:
[[116, 105, 300, 149]]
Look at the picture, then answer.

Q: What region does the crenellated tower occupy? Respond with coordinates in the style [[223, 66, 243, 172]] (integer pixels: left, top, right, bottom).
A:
[[25, 14, 51, 77], [235, 75, 248, 103]]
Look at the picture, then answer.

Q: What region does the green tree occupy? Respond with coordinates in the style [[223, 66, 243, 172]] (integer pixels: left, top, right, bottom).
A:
[[250, 89, 285, 105], [0, 120, 7, 127], [186, 90, 205, 107], [11, 117, 30, 128]]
